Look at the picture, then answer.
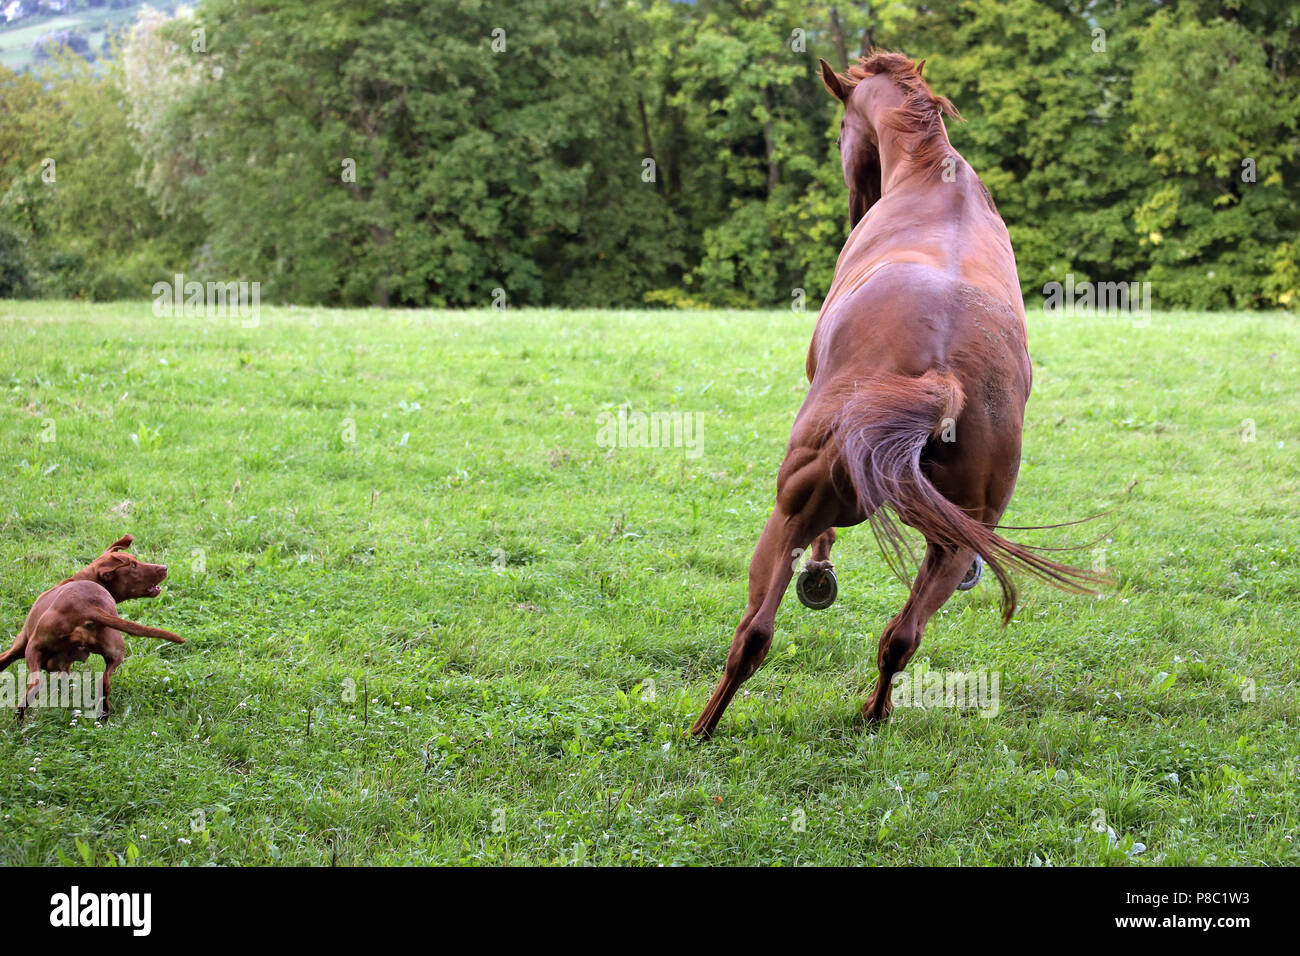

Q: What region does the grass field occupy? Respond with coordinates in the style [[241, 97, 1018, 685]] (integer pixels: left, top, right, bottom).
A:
[[0, 4, 169, 72], [0, 300, 1297, 866]]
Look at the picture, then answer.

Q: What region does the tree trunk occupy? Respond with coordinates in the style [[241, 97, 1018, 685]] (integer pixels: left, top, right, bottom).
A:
[[762, 87, 779, 195], [621, 30, 656, 187], [860, 1, 876, 57], [829, 7, 849, 70]]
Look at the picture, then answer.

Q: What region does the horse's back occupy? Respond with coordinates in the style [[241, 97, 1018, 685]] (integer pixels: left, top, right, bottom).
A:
[[811, 259, 1026, 385]]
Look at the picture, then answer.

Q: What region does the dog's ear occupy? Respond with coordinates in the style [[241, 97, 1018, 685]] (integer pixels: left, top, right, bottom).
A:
[[97, 551, 131, 583], [107, 534, 133, 553]]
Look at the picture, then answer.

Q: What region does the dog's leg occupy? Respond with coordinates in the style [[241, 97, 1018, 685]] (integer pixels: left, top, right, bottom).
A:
[[17, 661, 42, 722], [18, 613, 66, 720], [862, 541, 974, 721], [98, 646, 124, 719]]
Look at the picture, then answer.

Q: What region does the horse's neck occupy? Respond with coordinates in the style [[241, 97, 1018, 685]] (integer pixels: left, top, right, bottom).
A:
[[833, 158, 1017, 298], [869, 108, 952, 194], [879, 156, 991, 230]]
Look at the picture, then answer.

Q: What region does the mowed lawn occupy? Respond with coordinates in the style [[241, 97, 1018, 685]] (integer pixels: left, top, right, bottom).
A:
[[0, 300, 1296, 866]]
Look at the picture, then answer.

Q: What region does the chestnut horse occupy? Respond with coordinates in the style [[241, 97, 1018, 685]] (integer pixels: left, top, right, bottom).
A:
[[690, 52, 1100, 738]]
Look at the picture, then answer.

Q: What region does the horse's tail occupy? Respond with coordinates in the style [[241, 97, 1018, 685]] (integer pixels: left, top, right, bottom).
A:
[[87, 609, 184, 644], [832, 370, 1106, 624]]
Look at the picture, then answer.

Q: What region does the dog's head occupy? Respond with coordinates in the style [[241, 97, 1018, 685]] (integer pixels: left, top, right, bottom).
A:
[[86, 534, 169, 601]]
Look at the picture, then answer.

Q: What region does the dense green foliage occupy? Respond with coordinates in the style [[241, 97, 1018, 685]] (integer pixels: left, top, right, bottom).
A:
[[2, 1, 1298, 309], [1, 302, 1297, 864]]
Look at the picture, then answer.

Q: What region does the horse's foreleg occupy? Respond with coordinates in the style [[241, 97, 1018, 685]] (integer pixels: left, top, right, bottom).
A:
[[863, 542, 974, 721], [806, 528, 836, 569], [795, 526, 841, 610]]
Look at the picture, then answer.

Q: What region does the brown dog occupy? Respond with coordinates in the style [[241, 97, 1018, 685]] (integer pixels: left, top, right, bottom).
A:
[[1, 534, 183, 719]]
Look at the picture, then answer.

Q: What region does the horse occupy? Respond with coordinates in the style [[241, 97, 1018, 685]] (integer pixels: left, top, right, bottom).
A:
[[689, 51, 1102, 738]]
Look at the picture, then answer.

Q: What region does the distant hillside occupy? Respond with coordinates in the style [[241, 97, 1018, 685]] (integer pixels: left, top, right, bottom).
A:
[[0, 0, 180, 73]]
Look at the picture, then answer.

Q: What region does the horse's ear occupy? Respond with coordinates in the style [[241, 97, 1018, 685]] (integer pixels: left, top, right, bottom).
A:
[[106, 534, 133, 553], [820, 58, 848, 102], [915, 58, 926, 78]]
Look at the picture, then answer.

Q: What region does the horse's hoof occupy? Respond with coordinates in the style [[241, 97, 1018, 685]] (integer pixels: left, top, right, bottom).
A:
[[957, 555, 983, 591], [796, 566, 838, 609]]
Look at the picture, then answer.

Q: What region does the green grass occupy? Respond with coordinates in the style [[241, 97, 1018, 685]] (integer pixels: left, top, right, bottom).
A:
[[0, 300, 1297, 866]]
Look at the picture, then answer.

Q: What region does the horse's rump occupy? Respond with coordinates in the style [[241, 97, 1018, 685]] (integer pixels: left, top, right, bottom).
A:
[[832, 371, 1104, 623]]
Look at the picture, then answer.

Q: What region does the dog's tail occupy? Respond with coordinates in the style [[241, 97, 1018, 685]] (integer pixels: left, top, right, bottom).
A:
[[832, 370, 1107, 624], [88, 610, 184, 644]]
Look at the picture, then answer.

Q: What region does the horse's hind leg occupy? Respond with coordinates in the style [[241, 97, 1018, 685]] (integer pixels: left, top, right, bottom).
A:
[[689, 453, 840, 738], [688, 508, 819, 737], [863, 541, 974, 722]]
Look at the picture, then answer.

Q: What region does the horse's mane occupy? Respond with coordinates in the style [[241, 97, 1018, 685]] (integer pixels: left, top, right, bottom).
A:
[[840, 50, 962, 172]]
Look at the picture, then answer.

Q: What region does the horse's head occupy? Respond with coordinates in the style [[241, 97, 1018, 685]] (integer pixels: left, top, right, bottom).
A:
[[820, 52, 960, 229]]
